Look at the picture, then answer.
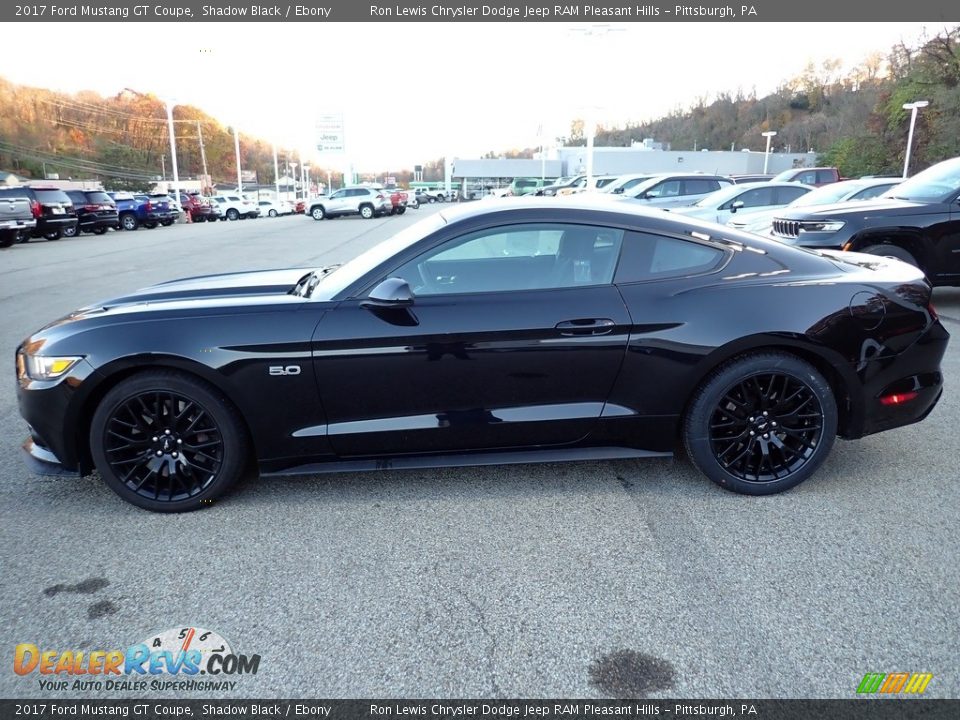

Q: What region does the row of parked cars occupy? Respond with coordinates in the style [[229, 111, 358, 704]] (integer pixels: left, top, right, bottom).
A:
[[303, 185, 452, 221], [506, 157, 960, 288], [0, 186, 306, 247]]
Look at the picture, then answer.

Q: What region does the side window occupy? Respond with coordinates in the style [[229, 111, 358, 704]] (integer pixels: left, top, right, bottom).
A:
[[795, 171, 817, 185], [730, 186, 775, 208], [775, 186, 810, 204], [615, 231, 726, 283], [646, 180, 681, 198], [817, 170, 836, 184], [683, 179, 719, 196], [390, 224, 624, 296]]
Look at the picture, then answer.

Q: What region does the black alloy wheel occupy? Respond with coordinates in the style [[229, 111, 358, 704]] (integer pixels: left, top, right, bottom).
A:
[[684, 353, 836, 495], [63, 224, 78, 238], [91, 371, 248, 512]]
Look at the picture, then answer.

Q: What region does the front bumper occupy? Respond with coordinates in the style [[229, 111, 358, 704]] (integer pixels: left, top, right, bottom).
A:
[[21, 437, 78, 477]]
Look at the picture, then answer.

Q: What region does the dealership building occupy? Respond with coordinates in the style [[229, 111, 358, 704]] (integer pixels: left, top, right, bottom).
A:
[[450, 145, 818, 196]]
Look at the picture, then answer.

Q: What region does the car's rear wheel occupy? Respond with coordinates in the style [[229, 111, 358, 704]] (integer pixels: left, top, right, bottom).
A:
[[0, 232, 14, 248], [360, 204, 375, 219], [683, 352, 836, 495], [409, 199, 419, 209], [120, 213, 139, 231], [43, 230, 63, 241], [63, 225, 78, 238], [268, 209, 278, 217], [396, 206, 406, 215], [90, 371, 249, 512], [93, 227, 108, 235], [311, 206, 325, 220], [160, 219, 174, 227], [862, 244, 919, 268], [144, 221, 158, 229], [226, 209, 239, 221]]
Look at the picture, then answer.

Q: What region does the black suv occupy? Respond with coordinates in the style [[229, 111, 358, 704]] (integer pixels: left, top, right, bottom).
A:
[[770, 156, 960, 287], [0, 186, 78, 241], [64, 190, 119, 236]]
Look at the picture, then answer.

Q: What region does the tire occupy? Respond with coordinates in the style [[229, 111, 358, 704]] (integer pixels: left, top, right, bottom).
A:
[[44, 230, 63, 241], [0, 232, 14, 248], [90, 370, 249, 513], [144, 221, 158, 229], [861, 244, 919, 268], [226, 209, 240, 221], [93, 227, 108, 235], [428, 197, 436, 204], [160, 219, 174, 227], [268, 209, 278, 218], [409, 200, 419, 210], [63, 224, 78, 238], [120, 213, 139, 231], [359, 204, 375, 219], [396, 206, 406, 215], [311, 206, 325, 221], [683, 352, 837, 495]]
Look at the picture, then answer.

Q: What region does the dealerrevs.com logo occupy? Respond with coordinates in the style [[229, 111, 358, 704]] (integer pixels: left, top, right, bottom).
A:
[[14, 627, 261, 692]]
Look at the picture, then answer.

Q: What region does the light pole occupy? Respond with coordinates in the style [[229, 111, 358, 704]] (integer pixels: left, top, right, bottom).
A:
[[164, 100, 181, 216], [290, 162, 298, 201], [761, 130, 777, 174], [902, 100, 929, 179], [303, 165, 311, 199], [233, 125, 242, 193]]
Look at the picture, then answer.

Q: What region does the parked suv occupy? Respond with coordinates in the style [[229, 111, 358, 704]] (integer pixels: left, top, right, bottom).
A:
[[769, 156, 960, 286], [307, 186, 392, 220], [211, 194, 259, 220], [63, 190, 118, 236], [620, 174, 734, 208], [2, 186, 78, 241], [174, 192, 218, 223], [0, 188, 37, 247]]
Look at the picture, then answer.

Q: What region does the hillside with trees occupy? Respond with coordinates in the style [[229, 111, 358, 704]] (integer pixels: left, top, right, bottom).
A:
[[557, 27, 960, 178], [1, 27, 957, 188]]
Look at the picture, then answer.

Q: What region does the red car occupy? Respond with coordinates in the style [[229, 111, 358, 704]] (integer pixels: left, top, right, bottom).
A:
[[294, 199, 306, 214]]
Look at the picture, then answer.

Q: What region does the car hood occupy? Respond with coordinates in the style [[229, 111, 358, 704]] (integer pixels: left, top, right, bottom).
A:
[[75, 268, 314, 312], [774, 197, 934, 220]]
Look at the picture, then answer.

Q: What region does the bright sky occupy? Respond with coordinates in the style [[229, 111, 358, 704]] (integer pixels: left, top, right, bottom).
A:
[[3, 22, 952, 172]]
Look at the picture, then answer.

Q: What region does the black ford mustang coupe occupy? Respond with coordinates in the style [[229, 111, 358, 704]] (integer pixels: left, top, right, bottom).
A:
[[16, 199, 949, 511]]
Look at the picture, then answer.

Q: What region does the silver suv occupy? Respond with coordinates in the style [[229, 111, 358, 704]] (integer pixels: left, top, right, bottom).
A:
[[308, 187, 392, 220], [620, 174, 733, 208]]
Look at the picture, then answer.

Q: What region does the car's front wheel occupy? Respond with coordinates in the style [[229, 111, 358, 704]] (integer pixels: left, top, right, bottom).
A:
[[359, 204, 375, 219], [120, 213, 139, 231], [226, 209, 240, 221], [311, 206, 325, 220], [683, 352, 836, 495], [90, 371, 249, 512]]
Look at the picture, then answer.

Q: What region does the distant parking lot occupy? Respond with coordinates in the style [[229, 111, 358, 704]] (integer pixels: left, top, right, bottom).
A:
[[1, 208, 958, 698]]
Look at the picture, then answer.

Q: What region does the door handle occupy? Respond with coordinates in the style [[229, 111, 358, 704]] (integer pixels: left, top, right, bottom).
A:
[[555, 318, 616, 336]]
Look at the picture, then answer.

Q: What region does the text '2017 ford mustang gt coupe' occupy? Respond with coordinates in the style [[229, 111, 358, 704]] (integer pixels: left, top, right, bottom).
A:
[[16, 198, 949, 511]]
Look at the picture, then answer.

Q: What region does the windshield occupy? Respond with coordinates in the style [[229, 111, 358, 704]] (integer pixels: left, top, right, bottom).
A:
[[692, 184, 751, 208], [788, 182, 858, 206], [883, 158, 960, 202], [771, 169, 797, 182], [312, 212, 448, 299]]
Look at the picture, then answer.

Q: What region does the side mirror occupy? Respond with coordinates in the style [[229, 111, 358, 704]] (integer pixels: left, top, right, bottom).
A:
[[362, 277, 414, 308], [731, 200, 745, 213]]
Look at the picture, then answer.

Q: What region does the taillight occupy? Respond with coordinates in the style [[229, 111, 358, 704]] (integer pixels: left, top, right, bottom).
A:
[[84, 204, 99, 212], [880, 392, 918, 406], [145, 201, 152, 211], [30, 200, 41, 218]]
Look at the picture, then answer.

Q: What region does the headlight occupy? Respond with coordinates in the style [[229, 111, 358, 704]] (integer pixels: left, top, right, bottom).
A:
[[799, 220, 845, 233], [20, 354, 83, 380]]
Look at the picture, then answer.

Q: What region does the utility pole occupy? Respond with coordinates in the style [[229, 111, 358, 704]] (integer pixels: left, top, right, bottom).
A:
[[273, 144, 280, 201], [233, 126, 243, 193], [161, 154, 166, 180], [196, 121, 209, 186]]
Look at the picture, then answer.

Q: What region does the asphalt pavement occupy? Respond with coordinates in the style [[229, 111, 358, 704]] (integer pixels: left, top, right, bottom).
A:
[[1, 208, 957, 699]]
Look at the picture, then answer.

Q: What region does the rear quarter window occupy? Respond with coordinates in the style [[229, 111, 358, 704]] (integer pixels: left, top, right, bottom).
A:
[[615, 231, 727, 283]]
